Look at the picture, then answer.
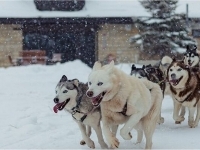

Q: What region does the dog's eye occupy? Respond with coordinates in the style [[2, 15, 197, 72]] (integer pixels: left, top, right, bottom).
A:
[[177, 68, 182, 71], [169, 69, 172, 71], [88, 82, 92, 85], [97, 82, 103, 86], [63, 90, 68, 93], [55, 91, 57, 94]]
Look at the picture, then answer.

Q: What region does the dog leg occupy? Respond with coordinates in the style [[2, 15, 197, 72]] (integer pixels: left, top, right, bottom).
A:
[[188, 107, 196, 128], [93, 125, 108, 149], [103, 123, 119, 149], [80, 125, 92, 145], [120, 112, 143, 140], [86, 125, 92, 137], [157, 113, 164, 124], [142, 119, 157, 149], [173, 101, 185, 124], [77, 122, 95, 148], [134, 122, 143, 144], [111, 125, 118, 137], [79, 124, 86, 145], [194, 103, 200, 127], [180, 106, 186, 117]]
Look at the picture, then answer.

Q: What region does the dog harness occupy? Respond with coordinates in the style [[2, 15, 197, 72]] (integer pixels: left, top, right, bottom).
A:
[[175, 92, 199, 107], [71, 92, 99, 122], [119, 102, 128, 116]]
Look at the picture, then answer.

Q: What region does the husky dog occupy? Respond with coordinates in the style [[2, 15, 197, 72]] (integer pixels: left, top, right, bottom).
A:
[[53, 75, 108, 149], [131, 64, 166, 96], [167, 59, 200, 128], [131, 64, 165, 124], [183, 45, 199, 68], [86, 61, 163, 149], [159, 55, 186, 119]]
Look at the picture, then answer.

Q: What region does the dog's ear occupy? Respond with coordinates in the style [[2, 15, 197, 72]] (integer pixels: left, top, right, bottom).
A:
[[172, 56, 176, 62], [186, 45, 190, 52], [186, 45, 190, 51], [72, 79, 79, 87], [104, 60, 114, 73], [60, 75, 68, 82], [131, 64, 136, 71], [192, 45, 197, 52], [93, 61, 102, 71]]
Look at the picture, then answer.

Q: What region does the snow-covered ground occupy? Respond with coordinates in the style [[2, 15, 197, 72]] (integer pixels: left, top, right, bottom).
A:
[[0, 60, 200, 149]]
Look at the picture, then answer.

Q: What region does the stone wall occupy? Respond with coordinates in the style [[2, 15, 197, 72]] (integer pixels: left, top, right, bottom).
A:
[[0, 24, 22, 67], [97, 24, 139, 64]]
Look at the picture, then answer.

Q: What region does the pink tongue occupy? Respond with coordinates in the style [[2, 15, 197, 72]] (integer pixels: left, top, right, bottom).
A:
[[170, 80, 177, 84], [53, 103, 62, 113], [92, 98, 98, 105]]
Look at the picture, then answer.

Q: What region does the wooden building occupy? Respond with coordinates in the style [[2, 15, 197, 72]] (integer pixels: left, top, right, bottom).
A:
[[0, 0, 199, 67], [0, 0, 149, 67]]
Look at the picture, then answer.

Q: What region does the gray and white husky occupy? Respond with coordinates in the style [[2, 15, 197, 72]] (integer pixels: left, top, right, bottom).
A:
[[53, 75, 108, 149]]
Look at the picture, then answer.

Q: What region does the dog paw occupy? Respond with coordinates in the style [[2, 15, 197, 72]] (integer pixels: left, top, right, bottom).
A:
[[188, 121, 196, 128], [157, 117, 164, 124], [100, 142, 108, 149], [120, 129, 132, 140], [80, 140, 86, 145], [87, 140, 95, 149], [175, 116, 185, 124], [109, 136, 120, 149]]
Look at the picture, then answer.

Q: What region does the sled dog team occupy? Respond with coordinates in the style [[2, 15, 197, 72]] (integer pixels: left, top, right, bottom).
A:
[[53, 45, 200, 149]]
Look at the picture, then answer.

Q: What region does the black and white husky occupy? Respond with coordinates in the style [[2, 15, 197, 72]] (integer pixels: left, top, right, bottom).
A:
[[167, 59, 200, 128], [53, 75, 108, 149], [183, 45, 199, 68]]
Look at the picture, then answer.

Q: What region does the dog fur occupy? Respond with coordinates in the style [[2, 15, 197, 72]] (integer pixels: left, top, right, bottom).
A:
[[86, 61, 163, 149], [159, 55, 173, 76], [53, 75, 108, 149], [130, 64, 165, 124], [131, 64, 166, 96], [183, 45, 199, 68], [167, 59, 200, 128]]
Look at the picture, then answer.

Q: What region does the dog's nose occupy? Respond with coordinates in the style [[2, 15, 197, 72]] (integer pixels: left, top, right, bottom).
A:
[[87, 91, 94, 97], [54, 98, 59, 103], [171, 73, 176, 79]]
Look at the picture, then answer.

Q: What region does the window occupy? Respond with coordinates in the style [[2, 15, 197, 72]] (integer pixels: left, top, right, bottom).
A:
[[34, 0, 85, 11], [192, 29, 200, 37]]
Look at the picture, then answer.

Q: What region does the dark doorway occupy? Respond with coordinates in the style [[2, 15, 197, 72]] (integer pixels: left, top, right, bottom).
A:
[[23, 24, 96, 67]]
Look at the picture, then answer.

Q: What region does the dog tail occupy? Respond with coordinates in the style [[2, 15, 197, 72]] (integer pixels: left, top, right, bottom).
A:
[[159, 55, 172, 76], [141, 80, 163, 120], [161, 56, 172, 67]]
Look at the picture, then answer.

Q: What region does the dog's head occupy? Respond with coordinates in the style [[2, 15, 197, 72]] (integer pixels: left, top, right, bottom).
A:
[[53, 75, 79, 113], [130, 64, 148, 79], [86, 61, 115, 107], [183, 45, 199, 67], [167, 59, 189, 89]]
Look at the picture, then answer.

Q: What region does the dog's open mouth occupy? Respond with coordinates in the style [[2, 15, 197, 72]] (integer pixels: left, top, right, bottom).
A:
[[91, 92, 106, 107], [169, 77, 182, 86], [188, 61, 193, 66], [53, 98, 70, 113]]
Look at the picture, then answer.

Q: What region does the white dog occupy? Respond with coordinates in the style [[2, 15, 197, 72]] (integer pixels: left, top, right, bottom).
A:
[[86, 61, 163, 149]]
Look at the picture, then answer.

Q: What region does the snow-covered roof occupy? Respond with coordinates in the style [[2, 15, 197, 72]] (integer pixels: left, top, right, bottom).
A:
[[0, 0, 199, 18], [0, 0, 150, 18]]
